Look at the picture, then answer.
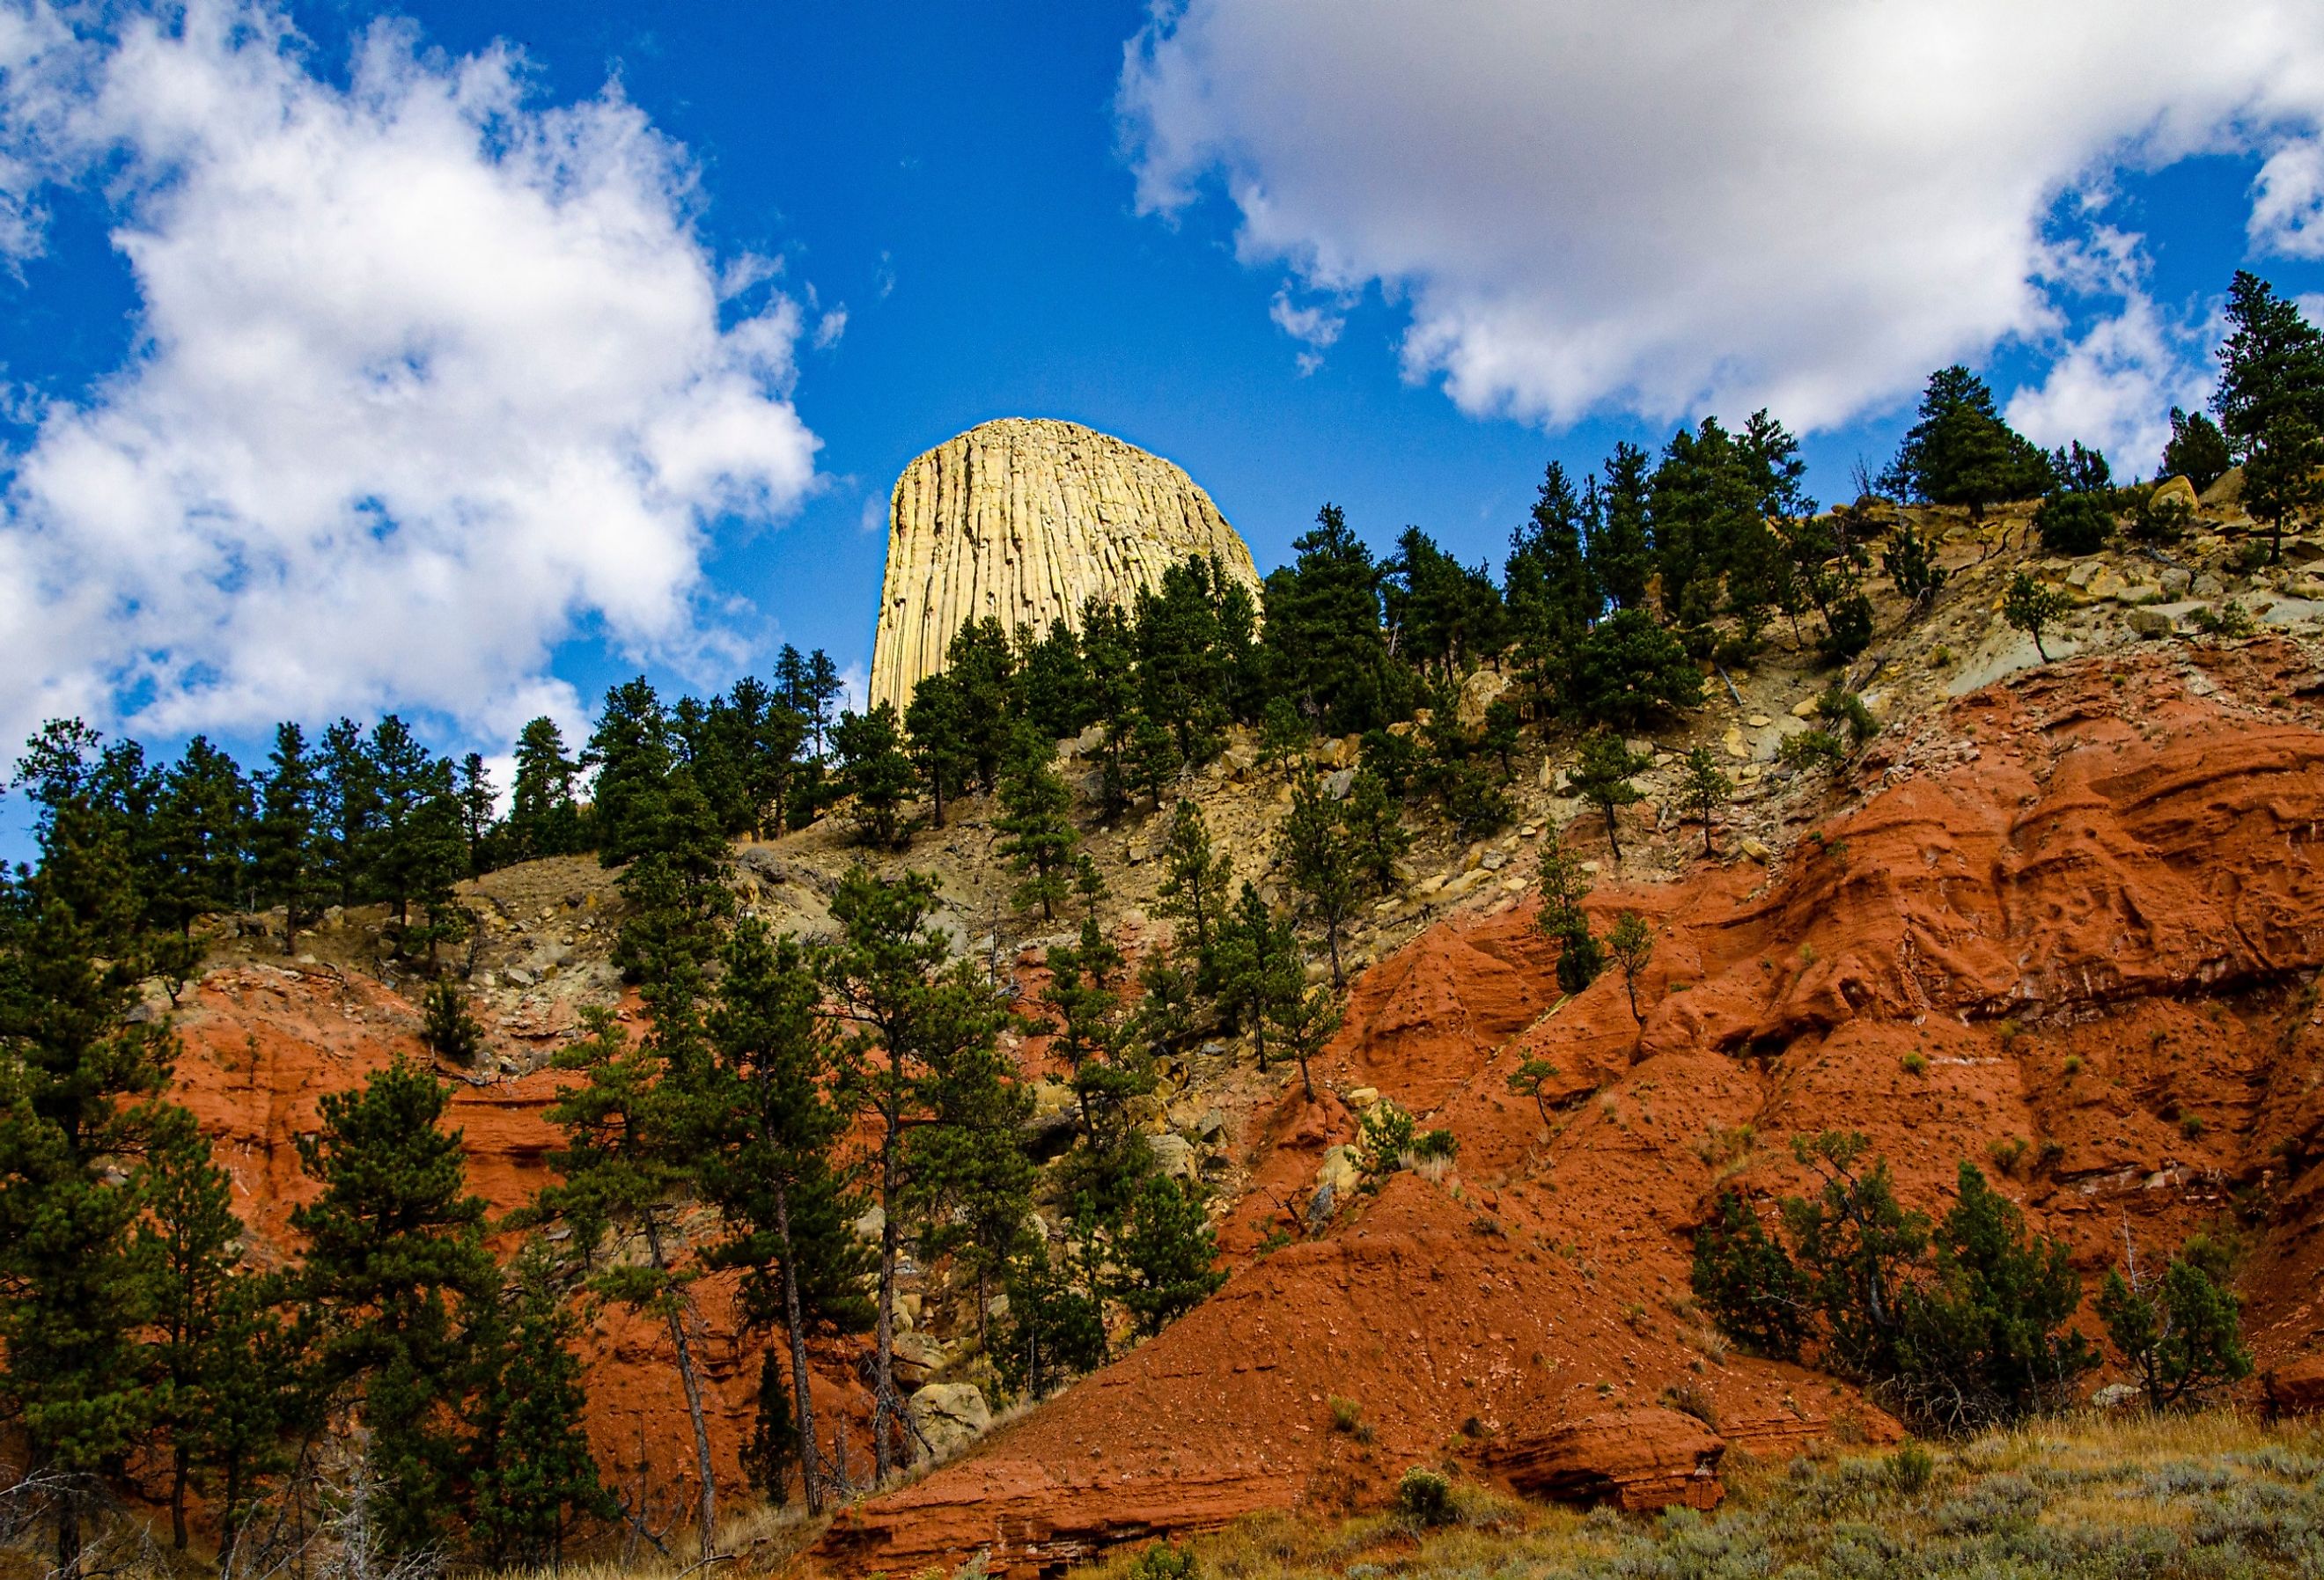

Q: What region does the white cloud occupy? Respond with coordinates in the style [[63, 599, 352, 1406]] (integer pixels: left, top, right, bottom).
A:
[[1268, 283, 1343, 376], [2254, 140, 2324, 258], [0, 2, 821, 751], [1119, 0, 2324, 433]]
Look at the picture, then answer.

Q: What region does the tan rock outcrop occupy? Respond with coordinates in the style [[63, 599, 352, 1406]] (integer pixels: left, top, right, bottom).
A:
[[869, 418, 1262, 714]]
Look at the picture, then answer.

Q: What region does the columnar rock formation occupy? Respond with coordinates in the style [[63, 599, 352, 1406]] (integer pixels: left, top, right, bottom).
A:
[[869, 417, 1262, 714]]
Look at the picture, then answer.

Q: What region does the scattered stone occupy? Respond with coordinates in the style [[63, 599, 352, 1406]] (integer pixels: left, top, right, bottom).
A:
[[853, 1204, 886, 1243], [1149, 1133, 1197, 1181], [2152, 474, 2200, 515], [1346, 1087, 1379, 1109], [2160, 567, 2192, 597], [1739, 837, 1771, 863], [1315, 1144, 1361, 1196], [1323, 768, 1357, 801]]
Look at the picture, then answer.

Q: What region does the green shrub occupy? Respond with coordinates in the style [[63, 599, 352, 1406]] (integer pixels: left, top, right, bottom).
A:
[[1413, 1128, 1459, 1162], [2034, 489, 2114, 555], [1780, 729, 1846, 772], [1889, 1444, 1936, 1495], [1901, 1052, 1929, 1077], [1394, 1466, 1457, 1527], [1129, 1540, 1198, 1580], [1357, 1099, 1416, 1176]]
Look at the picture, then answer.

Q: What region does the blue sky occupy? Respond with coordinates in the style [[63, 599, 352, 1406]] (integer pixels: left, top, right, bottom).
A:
[[2, 0, 2322, 818]]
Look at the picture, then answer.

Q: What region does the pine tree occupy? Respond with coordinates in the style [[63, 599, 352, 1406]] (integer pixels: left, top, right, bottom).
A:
[[1037, 919, 1153, 1216], [1586, 443, 1655, 613], [1882, 519, 1948, 606], [1267, 977, 1342, 1104], [420, 981, 485, 1065], [454, 753, 498, 877], [135, 1106, 248, 1551], [2242, 411, 2324, 563], [996, 734, 1081, 921], [157, 736, 252, 931], [2213, 269, 2324, 457], [1504, 465, 1598, 694], [1880, 365, 2053, 520], [1155, 799, 1233, 988], [903, 671, 974, 827], [1564, 608, 1702, 728], [1114, 1175, 1225, 1337], [611, 768, 734, 1013], [820, 869, 1012, 1479], [1536, 841, 1603, 993], [699, 922, 872, 1515], [466, 1246, 611, 1568], [945, 619, 1020, 791], [290, 1059, 495, 1557], [316, 719, 379, 909], [0, 768, 176, 1572], [368, 717, 467, 952], [1280, 769, 1360, 986], [718, 676, 807, 840], [1342, 769, 1409, 892], [254, 723, 327, 950], [739, 1351, 799, 1507], [587, 678, 676, 865], [833, 702, 916, 848], [1564, 730, 1650, 863], [2160, 406, 2232, 491], [1213, 882, 1301, 1069], [1607, 911, 1653, 1020], [2002, 572, 2069, 663], [2098, 1238, 2253, 1411], [1678, 747, 1731, 857], [531, 1010, 719, 1558], [1261, 503, 1404, 735], [508, 717, 585, 859]]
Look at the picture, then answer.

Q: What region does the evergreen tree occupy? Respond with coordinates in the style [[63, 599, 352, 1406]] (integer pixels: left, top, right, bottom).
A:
[[419, 981, 485, 1065], [316, 718, 378, 909], [719, 676, 807, 840], [136, 1105, 247, 1552], [254, 722, 327, 949], [1678, 747, 1731, 857], [0, 763, 176, 1572], [1279, 769, 1361, 986], [699, 922, 872, 1515], [996, 734, 1082, 921], [1155, 799, 1233, 988], [1037, 919, 1153, 1216], [1564, 610, 1702, 728], [2242, 410, 2324, 562], [1134, 558, 1249, 758], [1607, 911, 1653, 1020], [1267, 977, 1342, 1104], [834, 702, 916, 848], [368, 717, 468, 961], [820, 868, 1012, 1478], [611, 768, 734, 1010], [587, 678, 675, 865], [1504, 464, 1599, 694], [1564, 730, 1650, 863], [454, 753, 498, 877], [1014, 617, 1093, 742], [1586, 443, 1655, 613], [2212, 269, 2324, 457], [2161, 406, 2232, 491], [804, 650, 844, 761], [1880, 365, 2053, 519], [944, 619, 1020, 791], [290, 1059, 495, 1556], [1113, 1175, 1225, 1337], [1882, 519, 1948, 606], [507, 717, 585, 860], [1261, 503, 1403, 735], [1212, 882, 1301, 1069], [531, 1010, 719, 1558], [2002, 573, 2069, 663], [1342, 769, 1409, 892], [466, 1246, 611, 1568], [1536, 841, 1604, 994], [2033, 440, 2117, 555], [903, 671, 974, 827], [2098, 1240, 2253, 1411], [157, 736, 252, 930], [1690, 1192, 1809, 1360]]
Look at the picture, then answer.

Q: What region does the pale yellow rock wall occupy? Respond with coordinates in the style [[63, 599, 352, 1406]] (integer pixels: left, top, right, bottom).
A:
[[868, 417, 1263, 714]]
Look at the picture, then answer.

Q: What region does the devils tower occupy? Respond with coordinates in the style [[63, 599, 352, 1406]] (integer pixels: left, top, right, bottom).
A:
[[868, 417, 1263, 714]]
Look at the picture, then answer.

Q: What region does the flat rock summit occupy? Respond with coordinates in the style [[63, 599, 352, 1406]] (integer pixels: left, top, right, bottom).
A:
[[869, 417, 1261, 713]]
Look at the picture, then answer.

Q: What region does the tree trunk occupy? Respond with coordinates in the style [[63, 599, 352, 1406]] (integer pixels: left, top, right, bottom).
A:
[[219, 1457, 244, 1579], [173, 1440, 191, 1549], [56, 1493, 80, 1580], [1603, 805, 1623, 863], [642, 1218, 717, 1560], [773, 1187, 824, 1516], [873, 1084, 901, 1482]]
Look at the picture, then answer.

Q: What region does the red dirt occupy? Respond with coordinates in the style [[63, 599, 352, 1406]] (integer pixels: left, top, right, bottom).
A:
[[164, 638, 2324, 1576]]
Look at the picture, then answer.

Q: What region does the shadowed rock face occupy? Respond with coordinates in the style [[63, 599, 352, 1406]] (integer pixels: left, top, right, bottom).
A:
[[868, 417, 1262, 715]]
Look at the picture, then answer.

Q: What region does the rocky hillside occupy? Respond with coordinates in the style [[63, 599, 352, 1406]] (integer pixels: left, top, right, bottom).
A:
[[869, 417, 1262, 713], [162, 477, 2324, 1573]]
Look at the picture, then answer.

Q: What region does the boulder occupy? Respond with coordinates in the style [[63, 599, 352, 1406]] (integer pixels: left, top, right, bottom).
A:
[[2090, 1383, 2143, 1411], [2269, 1353, 2324, 1415], [1315, 1144, 1361, 1195], [1323, 768, 1357, 801], [869, 418, 1262, 713], [2152, 474, 2200, 516], [909, 1383, 991, 1461], [1149, 1133, 1197, 1181], [1457, 667, 1512, 730], [2201, 466, 2244, 510], [1489, 1407, 1725, 1511]]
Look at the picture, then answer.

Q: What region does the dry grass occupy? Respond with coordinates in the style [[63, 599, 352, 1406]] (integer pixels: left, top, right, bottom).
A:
[[1076, 1409, 2324, 1580]]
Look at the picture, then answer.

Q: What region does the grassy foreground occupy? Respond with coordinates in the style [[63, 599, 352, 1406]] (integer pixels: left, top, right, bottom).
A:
[[1082, 1411, 2324, 1580]]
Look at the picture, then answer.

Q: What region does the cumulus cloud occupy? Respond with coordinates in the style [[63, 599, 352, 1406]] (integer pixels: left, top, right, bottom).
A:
[[1120, 0, 2324, 432], [0, 2, 821, 750], [1269, 283, 1342, 374]]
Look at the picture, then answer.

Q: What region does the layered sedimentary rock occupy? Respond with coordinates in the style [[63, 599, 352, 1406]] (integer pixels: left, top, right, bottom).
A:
[[869, 417, 1261, 714]]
